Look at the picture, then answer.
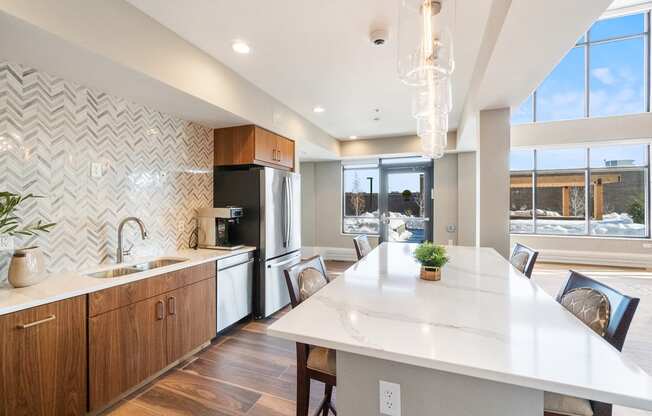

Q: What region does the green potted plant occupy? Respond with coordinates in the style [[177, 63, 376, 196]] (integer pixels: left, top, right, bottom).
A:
[[413, 242, 449, 281], [0, 192, 56, 287]]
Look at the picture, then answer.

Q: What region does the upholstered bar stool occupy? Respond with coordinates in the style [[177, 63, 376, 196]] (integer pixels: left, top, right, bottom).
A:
[[509, 243, 539, 278], [353, 235, 372, 260], [544, 271, 640, 416], [284, 255, 337, 416]]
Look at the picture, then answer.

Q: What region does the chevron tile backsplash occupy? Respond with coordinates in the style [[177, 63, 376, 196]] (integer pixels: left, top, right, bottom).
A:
[[0, 59, 214, 278]]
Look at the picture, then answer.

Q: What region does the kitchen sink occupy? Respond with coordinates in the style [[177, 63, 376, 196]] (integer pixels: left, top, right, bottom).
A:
[[132, 258, 188, 271], [86, 267, 140, 279], [86, 258, 189, 278]]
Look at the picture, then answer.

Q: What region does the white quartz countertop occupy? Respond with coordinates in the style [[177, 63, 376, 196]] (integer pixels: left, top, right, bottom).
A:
[[0, 246, 255, 316], [267, 242, 652, 410]]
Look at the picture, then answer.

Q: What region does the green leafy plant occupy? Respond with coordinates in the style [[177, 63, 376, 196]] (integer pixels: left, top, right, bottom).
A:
[[414, 242, 449, 269], [0, 192, 56, 237], [627, 195, 645, 224]]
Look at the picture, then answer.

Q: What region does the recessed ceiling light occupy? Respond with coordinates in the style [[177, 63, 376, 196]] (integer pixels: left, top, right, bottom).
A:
[[313, 106, 325, 113], [232, 40, 251, 54], [349, 135, 358, 140]]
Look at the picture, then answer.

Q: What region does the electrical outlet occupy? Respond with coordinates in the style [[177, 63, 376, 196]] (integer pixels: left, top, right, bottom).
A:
[[90, 162, 103, 178], [177, 220, 185, 234], [379, 380, 401, 416], [446, 224, 457, 233]]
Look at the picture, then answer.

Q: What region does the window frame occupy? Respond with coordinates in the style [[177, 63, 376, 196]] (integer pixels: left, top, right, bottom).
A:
[[341, 164, 381, 236], [512, 9, 651, 124], [510, 145, 651, 238]]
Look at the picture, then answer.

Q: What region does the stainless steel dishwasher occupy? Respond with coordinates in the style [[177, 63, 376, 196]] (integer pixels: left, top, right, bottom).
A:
[[216, 251, 254, 333]]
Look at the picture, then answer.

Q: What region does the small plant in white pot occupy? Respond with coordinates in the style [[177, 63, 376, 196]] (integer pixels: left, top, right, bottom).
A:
[[414, 242, 449, 281], [0, 192, 56, 287]]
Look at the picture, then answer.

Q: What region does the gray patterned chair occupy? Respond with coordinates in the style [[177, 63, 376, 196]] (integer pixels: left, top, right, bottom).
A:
[[283, 255, 336, 416], [509, 243, 539, 278], [544, 270, 640, 416], [353, 235, 373, 260]]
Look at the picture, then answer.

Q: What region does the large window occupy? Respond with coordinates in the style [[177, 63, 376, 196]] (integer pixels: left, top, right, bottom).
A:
[[342, 165, 380, 234], [341, 157, 432, 238], [510, 144, 649, 237], [512, 11, 649, 124]]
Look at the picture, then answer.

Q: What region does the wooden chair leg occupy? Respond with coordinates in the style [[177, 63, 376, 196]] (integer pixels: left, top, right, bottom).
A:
[[322, 384, 333, 416], [297, 367, 310, 416]]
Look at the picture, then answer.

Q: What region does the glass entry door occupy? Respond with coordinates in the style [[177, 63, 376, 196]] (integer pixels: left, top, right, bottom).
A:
[[379, 161, 433, 243]]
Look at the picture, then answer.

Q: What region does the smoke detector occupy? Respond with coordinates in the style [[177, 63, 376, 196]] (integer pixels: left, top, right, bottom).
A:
[[370, 28, 389, 46]]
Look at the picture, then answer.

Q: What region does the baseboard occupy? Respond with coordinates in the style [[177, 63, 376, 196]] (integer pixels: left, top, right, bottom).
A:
[[539, 249, 652, 269], [302, 246, 357, 262]]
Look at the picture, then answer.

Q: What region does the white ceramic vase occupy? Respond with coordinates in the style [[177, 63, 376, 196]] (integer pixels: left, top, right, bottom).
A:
[[8, 246, 47, 288]]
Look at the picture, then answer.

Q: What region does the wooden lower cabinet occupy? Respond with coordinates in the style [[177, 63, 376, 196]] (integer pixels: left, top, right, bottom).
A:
[[166, 278, 217, 363], [89, 276, 217, 411], [89, 294, 168, 410], [0, 296, 86, 416]]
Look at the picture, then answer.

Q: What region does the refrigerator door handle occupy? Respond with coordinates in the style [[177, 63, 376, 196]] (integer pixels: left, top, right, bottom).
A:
[[282, 177, 288, 247], [266, 252, 302, 269], [287, 177, 293, 247], [285, 178, 292, 247]]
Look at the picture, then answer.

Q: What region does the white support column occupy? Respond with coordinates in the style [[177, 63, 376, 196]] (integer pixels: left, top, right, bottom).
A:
[[477, 108, 511, 258]]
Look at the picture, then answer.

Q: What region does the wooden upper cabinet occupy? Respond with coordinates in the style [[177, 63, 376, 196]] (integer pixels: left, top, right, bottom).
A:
[[214, 125, 295, 170], [0, 296, 86, 416], [276, 135, 295, 169]]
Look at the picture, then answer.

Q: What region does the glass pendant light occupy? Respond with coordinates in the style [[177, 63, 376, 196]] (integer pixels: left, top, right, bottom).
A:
[[398, 0, 456, 160], [411, 74, 452, 118], [398, 0, 456, 87]]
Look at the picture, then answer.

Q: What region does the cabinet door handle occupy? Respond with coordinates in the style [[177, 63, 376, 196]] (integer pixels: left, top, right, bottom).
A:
[[273, 149, 278, 161], [167, 296, 176, 316], [277, 150, 281, 161], [17, 314, 56, 329], [155, 300, 165, 320]]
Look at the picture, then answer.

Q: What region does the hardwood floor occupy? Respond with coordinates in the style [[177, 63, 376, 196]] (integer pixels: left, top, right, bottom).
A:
[[103, 259, 652, 416], [103, 311, 333, 416]]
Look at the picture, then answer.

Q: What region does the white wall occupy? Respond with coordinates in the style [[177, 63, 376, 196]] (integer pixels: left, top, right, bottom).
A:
[[300, 155, 459, 260], [477, 108, 511, 257], [512, 113, 652, 148], [434, 154, 459, 245], [0, 0, 339, 158], [340, 132, 457, 159], [457, 152, 477, 246], [300, 162, 316, 248]]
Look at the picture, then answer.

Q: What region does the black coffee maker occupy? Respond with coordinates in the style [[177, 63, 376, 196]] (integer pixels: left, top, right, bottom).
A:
[[197, 207, 244, 250]]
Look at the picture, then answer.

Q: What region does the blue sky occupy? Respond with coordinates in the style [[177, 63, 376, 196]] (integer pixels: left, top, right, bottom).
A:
[[512, 12, 646, 124], [510, 143, 648, 171]]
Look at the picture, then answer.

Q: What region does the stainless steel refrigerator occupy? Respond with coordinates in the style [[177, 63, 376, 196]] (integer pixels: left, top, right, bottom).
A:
[[214, 166, 301, 319]]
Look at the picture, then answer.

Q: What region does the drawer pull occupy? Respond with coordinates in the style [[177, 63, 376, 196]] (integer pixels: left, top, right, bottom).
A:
[[17, 314, 56, 329], [155, 301, 165, 320], [168, 296, 177, 316]]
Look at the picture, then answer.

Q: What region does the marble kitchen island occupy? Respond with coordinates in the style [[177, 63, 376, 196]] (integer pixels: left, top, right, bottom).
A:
[[268, 243, 652, 415]]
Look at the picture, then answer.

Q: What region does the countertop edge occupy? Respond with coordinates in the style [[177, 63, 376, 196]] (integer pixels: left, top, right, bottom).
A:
[[0, 246, 256, 316], [265, 325, 652, 411]]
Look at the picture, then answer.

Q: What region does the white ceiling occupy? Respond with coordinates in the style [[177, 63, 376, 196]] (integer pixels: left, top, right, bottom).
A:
[[127, 0, 493, 140]]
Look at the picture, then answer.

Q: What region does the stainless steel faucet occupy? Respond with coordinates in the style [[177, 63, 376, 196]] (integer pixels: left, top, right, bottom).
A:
[[116, 217, 148, 263]]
